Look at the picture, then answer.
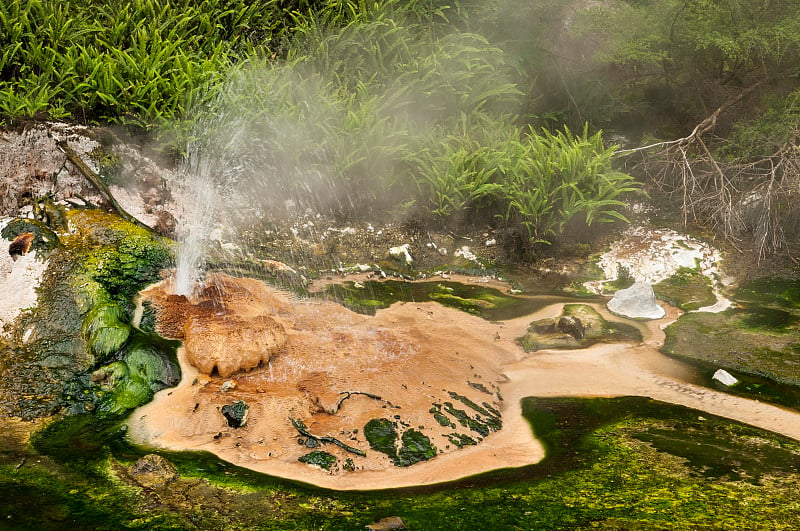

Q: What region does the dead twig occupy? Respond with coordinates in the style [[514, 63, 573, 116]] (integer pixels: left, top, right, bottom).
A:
[[332, 391, 382, 414], [289, 417, 366, 457]]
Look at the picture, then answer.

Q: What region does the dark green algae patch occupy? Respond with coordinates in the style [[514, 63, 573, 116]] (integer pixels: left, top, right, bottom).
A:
[[4, 208, 800, 528], [316, 279, 552, 320], [5, 396, 800, 530]]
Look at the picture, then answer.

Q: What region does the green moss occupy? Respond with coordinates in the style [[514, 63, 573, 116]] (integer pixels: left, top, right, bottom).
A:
[[468, 381, 492, 394], [69, 209, 172, 301], [298, 451, 337, 470], [121, 331, 181, 393], [96, 375, 152, 417], [30, 413, 127, 461], [81, 302, 131, 359], [736, 277, 800, 309], [137, 299, 158, 333], [84, 330, 180, 418], [445, 433, 478, 448], [433, 410, 456, 428], [654, 266, 716, 311], [442, 402, 489, 438], [363, 418, 436, 467], [662, 308, 800, 386], [9, 395, 800, 530], [603, 264, 635, 293]]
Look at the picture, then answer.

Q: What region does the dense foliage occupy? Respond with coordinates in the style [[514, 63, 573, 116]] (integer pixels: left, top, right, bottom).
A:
[[2, 0, 799, 251], [172, 0, 639, 247], [0, 0, 285, 125]]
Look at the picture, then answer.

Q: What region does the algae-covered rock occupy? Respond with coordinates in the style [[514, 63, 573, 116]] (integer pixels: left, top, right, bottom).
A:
[[518, 304, 641, 352], [87, 330, 179, 417], [298, 450, 337, 470], [1, 217, 60, 254], [71, 209, 172, 300], [128, 454, 179, 488], [81, 302, 131, 359], [96, 374, 152, 417], [121, 331, 181, 392], [222, 400, 249, 428]]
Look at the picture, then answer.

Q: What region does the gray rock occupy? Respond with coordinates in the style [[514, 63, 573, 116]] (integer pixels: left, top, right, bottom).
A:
[[128, 454, 179, 488], [607, 281, 665, 319], [365, 516, 407, 530], [557, 316, 585, 340]]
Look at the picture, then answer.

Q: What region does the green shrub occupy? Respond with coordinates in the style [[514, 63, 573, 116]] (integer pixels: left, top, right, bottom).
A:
[[417, 122, 639, 243]]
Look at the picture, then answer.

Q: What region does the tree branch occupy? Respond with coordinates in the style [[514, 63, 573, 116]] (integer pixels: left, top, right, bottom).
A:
[[55, 139, 153, 232], [616, 79, 768, 156]]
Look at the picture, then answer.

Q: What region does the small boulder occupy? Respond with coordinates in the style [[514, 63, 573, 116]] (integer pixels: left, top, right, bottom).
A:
[[128, 454, 179, 488], [557, 316, 585, 340], [365, 516, 407, 530], [607, 282, 665, 319], [222, 400, 249, 428]]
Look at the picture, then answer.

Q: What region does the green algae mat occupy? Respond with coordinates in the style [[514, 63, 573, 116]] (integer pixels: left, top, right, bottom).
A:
[[3, 396, 799, 530]]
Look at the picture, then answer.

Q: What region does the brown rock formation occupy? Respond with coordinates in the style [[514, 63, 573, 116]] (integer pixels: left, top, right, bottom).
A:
[[143, 276, 289, 377], [184, 313, 287, 377]]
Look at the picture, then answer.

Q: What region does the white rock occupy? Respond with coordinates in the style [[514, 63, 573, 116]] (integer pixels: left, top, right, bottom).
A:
[[712, 369, 739, 387], [389, 243, 413, 264], [454, 246, 478, 262], [607, 282, 665, 319]]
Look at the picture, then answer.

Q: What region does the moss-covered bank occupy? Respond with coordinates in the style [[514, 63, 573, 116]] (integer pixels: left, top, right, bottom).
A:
[[662, 276, 800, 408], [0, 208, 177, 419], [3, 396, 799, 529]]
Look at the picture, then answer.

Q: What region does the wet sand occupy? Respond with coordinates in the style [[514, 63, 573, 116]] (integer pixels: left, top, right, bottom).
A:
[[127, 277, 800, 491]]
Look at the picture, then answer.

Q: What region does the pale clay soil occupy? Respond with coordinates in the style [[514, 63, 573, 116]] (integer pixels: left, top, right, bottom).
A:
[[127, 274, 800, 491]]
